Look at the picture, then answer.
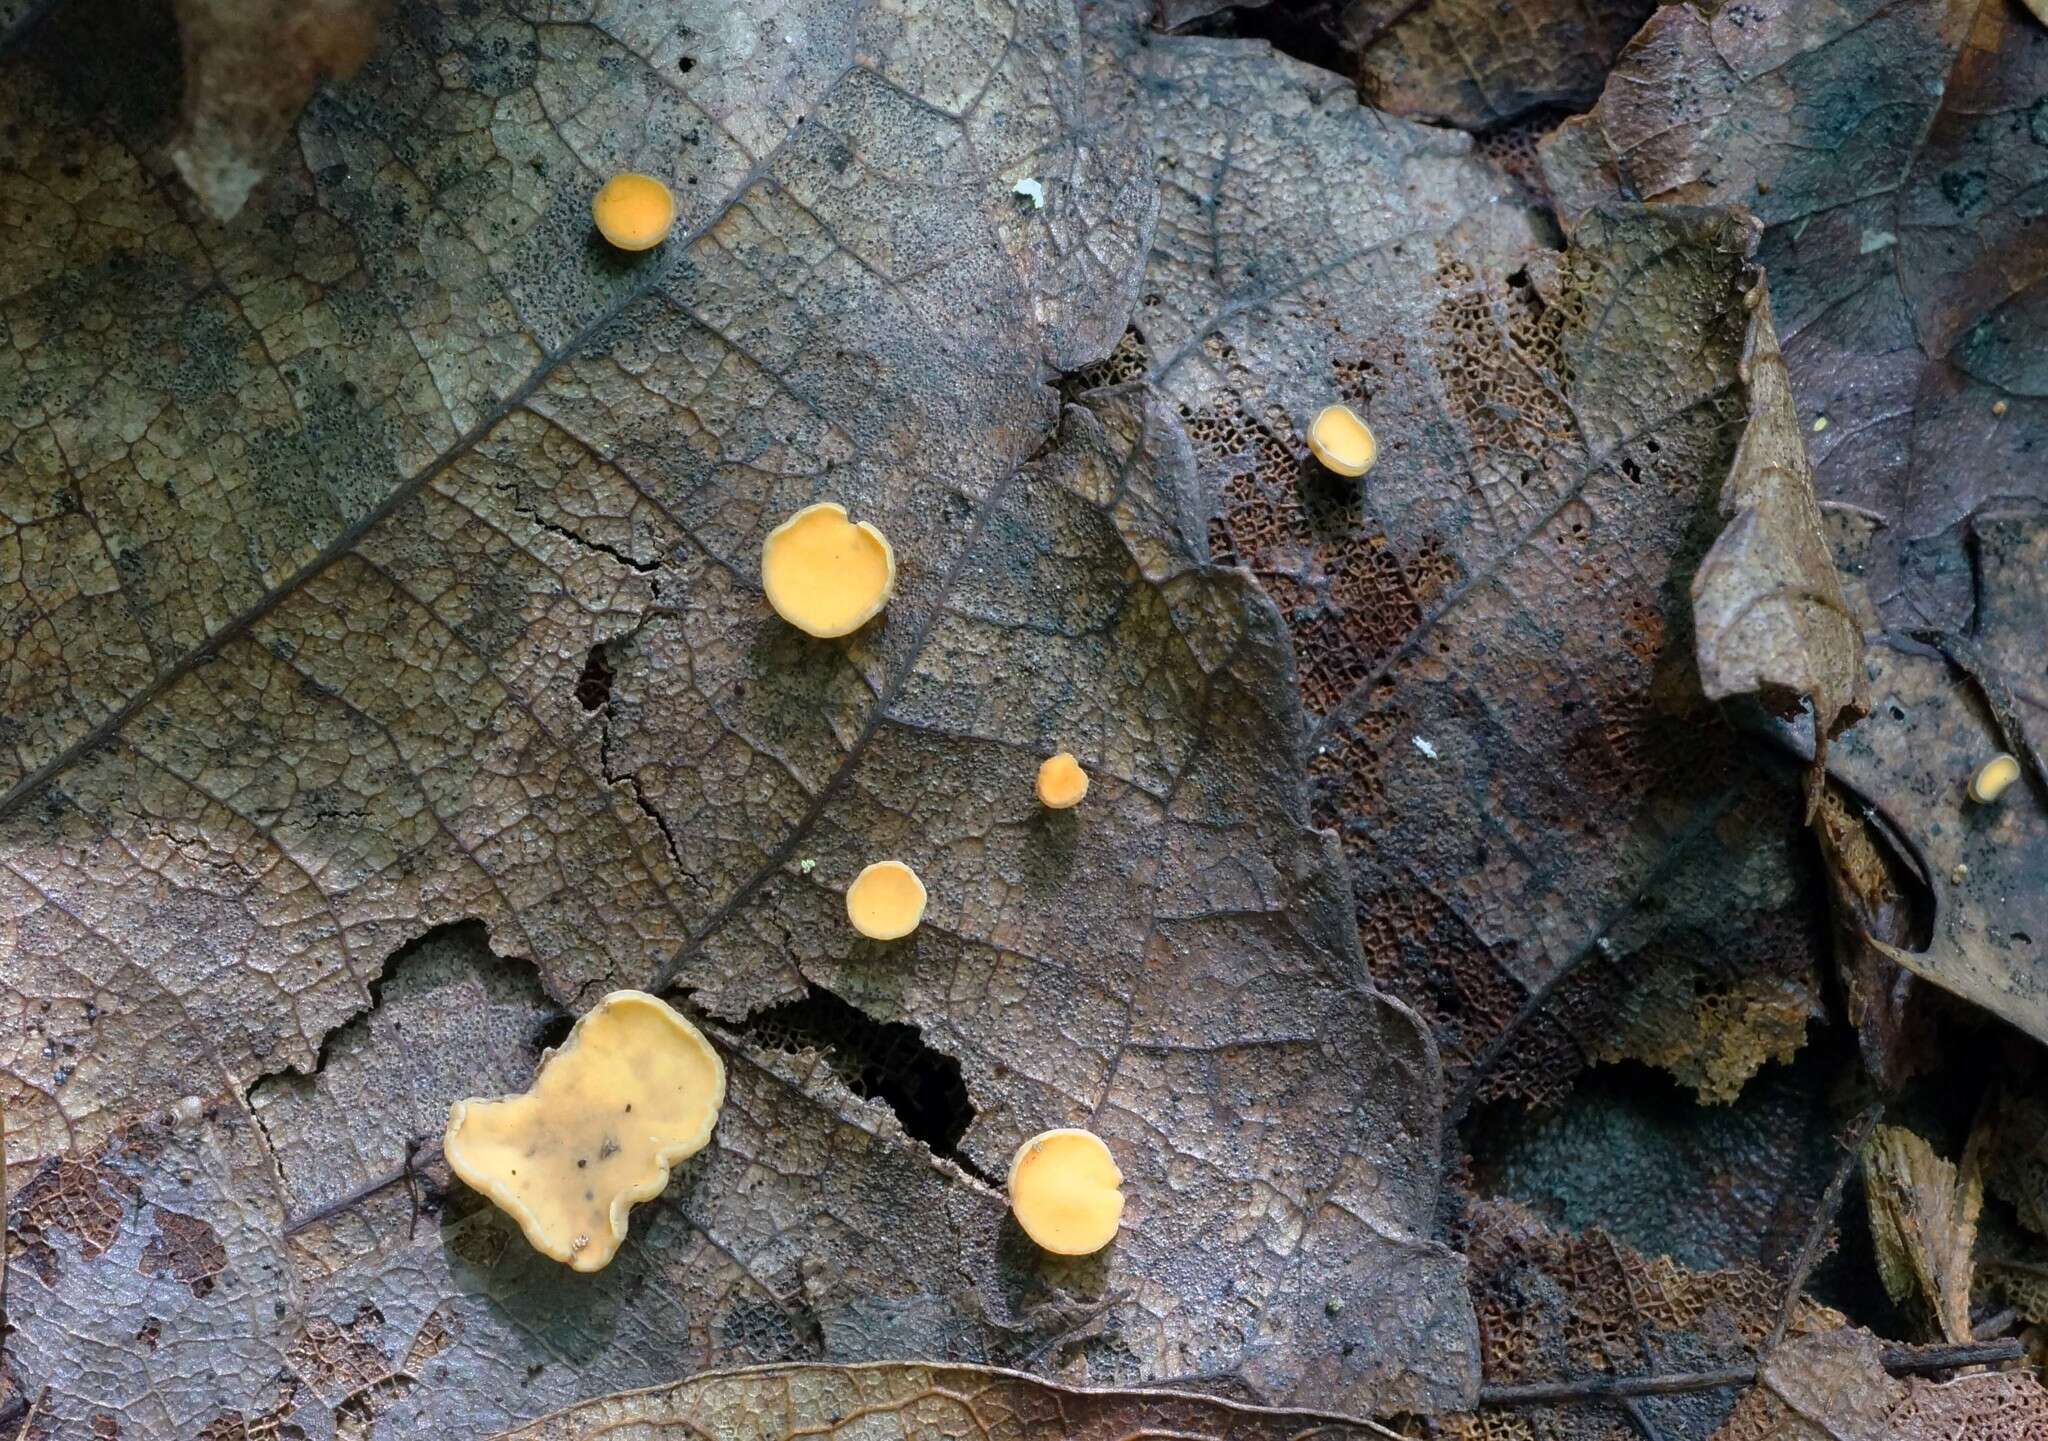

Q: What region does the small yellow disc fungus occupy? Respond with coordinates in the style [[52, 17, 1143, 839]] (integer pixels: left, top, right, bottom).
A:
[[761, 501, 897, 638], [1009, 1127, 1124, 1255], [1969, 753, 2021, 804], [444, 990, 725, 1273], [845, 859, 926, 940], [591, 173, 676, 251], [1306, 404, 1376, 478], [1036, 752, 1089, 809]]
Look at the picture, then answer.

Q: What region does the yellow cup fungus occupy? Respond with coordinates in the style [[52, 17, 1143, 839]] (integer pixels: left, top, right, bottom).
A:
[[1008, 1127, 1124, 1255], [845, 859, 926, 940], [1306, 403, 1377, 478], [1969, 753, 2022, 804], [1036, 752, 1089, 809], [443, 989, 725, 1273], [591, 173, 676, 252], [761, 502, 897, 638]]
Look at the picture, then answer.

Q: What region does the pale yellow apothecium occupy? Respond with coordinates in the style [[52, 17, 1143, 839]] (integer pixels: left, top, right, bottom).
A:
[[1306, 403, 1377, 478], [846, 859, 926, 940], [1036, 752, 1089, 809], [444, 990, 725, 1272], [1008, 1127, 1125, 1255], [762, 502, 897, 638], [591, 173, 676, 251]]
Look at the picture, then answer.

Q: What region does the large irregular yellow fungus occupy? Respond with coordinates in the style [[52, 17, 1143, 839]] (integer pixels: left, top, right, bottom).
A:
[[1009, 1127, 1124, 1255], [444, 989, 724, 1273], [1306, 403, 1377, 478], [1969, 753, 2021, 804], [1036, 752, 1088, 809], [591, 173, 676, 251], [845, 859, 926, 940], [761, 502, 897, 638]]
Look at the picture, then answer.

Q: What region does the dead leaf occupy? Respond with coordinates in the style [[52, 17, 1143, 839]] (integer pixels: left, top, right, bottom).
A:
[[1078, 15, 1833, 1109], [1712, 1326, 2048, 1441], [0, 3, 1492, 1427], [1446, 1199, 1844, 1441], [167, 0, 386, 221], [1811, 788, 1930, 1091], [490, 1361, 1402, 1441], [1543, 0, 2048, 634], [1862, 1125, 1983, 1344], [1818, 515, 2048, 1045], [1342, 0, 1661, 128], [1690, 281, 1866, 777]]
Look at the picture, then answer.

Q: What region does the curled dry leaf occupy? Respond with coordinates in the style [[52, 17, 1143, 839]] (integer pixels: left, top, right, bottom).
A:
[[1862, 1124, 1983, 1344], [1546, 0, 2048, 1048], [168, 0, 386, 221], [1544, 0, 2048, 633], [1819, 516, 2048, 1045], [1690, 282, 1865, 784], [489, 1361, 1402, 1441], [0, 1, 1487, 1429], [1081, 3, 1831, 1109], [1712, 1326, 2048, 1441]]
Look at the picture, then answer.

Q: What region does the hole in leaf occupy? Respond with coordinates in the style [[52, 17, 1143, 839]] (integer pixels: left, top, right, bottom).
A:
[[575, 643, 614, 714], [737, 982, 989, 1181]]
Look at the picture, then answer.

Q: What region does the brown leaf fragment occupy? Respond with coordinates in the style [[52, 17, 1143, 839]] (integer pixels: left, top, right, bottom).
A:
[[1862, 1125, 1983, 1343], [1691, 281, 1866, 794], [1342, 0, 1661, 129], [1811, 789, 1929, 1092], [168, 0, 385, 220], [1712, 1327, 2048, 1441], [490, 1362, 1403, 1441], [1819, 515, 2048, 1045]]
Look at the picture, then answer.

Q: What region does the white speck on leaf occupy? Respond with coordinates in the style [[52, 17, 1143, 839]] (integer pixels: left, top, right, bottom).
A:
[[1013, 176, 1045, 209], [1412, 736, 1438, 760]]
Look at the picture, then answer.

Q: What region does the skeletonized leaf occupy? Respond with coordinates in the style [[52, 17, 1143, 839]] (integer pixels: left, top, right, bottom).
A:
[[490, 1361, 1400, 1441], [1712, 1327, 2048, 1441], [1862, 1125, 1983, 1344]]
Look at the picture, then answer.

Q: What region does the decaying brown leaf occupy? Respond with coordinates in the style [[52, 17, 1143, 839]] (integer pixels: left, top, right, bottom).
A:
[[1342, 0, 1660, 128], [1443, 1199, 1846, 1441], [1862, 1125, 1983, 1344], [168, 0, 385, 221], [0, 0, 1506, 1426], [1811, 788, 1929, 1091], [491, 1361, 1401, 1441], [1691, 282, 1865, 786], [1078, 11, 1831, 1108], [1819, 516, 2048, 1045], [1544, 0, 2048, 633], [1712, 1326, 2048, 1441]]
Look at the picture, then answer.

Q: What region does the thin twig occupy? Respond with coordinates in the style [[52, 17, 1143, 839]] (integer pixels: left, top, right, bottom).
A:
[[1477, 1339, 2025, 1406], [1620, 1397, 1666, 1440], [284, 1138, 444, 1236], [1767, 1097, 1886, 1351]]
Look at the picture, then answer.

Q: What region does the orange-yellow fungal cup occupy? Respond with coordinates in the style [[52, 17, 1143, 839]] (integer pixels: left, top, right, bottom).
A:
[[1306, 404, 1376, 477], [1036, 752, 1088, 809], [592, 173, 676, 251], [846, 859, 926, 940], [1009, 1127, 1124, 1255], [762, 502, 897, 638]]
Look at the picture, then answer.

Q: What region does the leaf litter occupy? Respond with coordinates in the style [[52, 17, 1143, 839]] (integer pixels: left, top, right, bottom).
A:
[[2, 0, 2047, 1436]]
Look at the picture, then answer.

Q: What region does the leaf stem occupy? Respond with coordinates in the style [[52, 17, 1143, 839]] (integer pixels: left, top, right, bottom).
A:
[[1476, 1338, 2024, 1406]]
